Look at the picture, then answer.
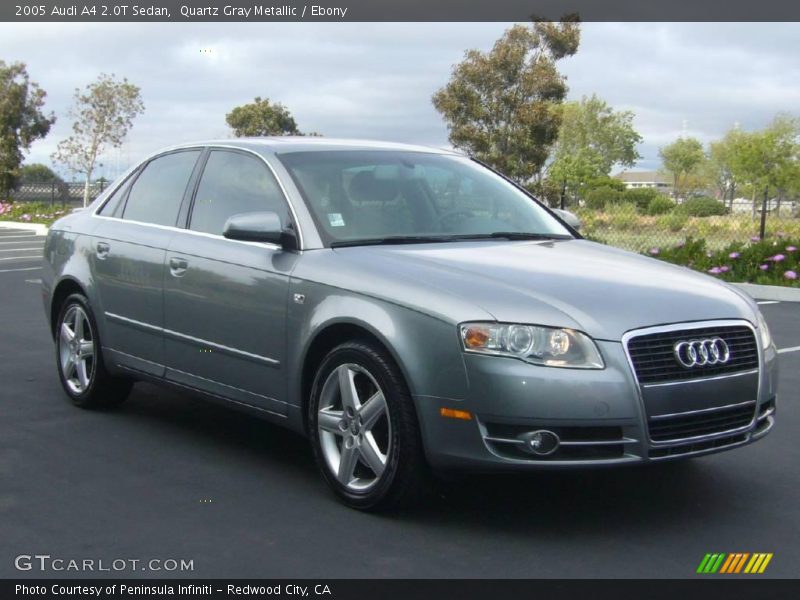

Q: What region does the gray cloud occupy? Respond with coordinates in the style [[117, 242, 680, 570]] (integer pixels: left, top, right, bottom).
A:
[[2, 22, 798, 179]]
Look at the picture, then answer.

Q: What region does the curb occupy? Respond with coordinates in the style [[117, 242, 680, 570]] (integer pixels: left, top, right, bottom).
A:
[[732, 282, 800, 303], [0, 221, 49, 235]]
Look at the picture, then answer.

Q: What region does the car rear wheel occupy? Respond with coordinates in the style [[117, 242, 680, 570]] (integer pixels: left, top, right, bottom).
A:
[[308, 340, 428, 511], [56, 293, 132, 409]]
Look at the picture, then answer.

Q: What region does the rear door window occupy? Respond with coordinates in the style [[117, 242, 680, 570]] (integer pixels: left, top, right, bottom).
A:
[[122, 150, 201, 226]]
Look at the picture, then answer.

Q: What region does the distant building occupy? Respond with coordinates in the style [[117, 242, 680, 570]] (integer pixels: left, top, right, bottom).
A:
[[614, 171, 672, 193]]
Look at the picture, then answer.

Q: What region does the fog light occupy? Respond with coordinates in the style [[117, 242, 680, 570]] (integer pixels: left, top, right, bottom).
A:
[[519, 430, 560, 456]]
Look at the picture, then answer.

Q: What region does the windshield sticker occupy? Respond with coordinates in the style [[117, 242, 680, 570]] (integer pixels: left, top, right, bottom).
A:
[[328, 213, 345, 227]]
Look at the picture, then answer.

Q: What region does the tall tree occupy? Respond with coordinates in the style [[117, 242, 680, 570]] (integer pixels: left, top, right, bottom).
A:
[[728, 115, 799, 218], [706, 128, 744, 208], [0, 61, 55, 198], [226, 97, 302, 137], [20, 162, 62, 182], [548, 94, 641, 197], [52, 73, 144, 207], [659, 136, 705, 198], [432, 16, 581, 184]]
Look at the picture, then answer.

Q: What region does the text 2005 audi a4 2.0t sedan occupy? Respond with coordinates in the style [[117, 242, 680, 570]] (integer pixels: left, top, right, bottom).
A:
[[42, 138, 778, 510]]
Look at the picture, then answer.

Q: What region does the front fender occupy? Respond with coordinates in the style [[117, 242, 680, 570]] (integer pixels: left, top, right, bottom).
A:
[[286, 281, 471, 414]]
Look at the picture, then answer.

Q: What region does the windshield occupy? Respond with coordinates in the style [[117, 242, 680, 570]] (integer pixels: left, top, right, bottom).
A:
[[277, 150, 573, 247]]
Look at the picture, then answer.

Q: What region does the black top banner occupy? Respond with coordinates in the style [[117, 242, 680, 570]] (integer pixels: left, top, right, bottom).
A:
[[3, 0, 800, 22]]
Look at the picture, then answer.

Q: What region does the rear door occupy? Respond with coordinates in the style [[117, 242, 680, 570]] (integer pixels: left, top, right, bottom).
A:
[[162, 149, 298, 415], [92, 149, 203, 376]]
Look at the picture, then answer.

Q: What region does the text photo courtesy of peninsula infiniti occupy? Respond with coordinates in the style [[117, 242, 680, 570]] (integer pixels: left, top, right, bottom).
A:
[[42, 137, 778, 510]]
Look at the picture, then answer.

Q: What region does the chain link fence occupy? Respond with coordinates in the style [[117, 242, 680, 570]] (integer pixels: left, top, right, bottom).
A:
[[563, 193, 800, 253]]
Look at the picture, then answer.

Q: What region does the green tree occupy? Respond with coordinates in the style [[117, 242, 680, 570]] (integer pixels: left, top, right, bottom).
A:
[[19, 162, 61, 182], [548, 94, 641, 200], [728, 115, 799, 218], [19, 162, 68, 201], [659, 137, 705, 198], [432, 16, 581, 184], [0, 61, 55, 198], [706, 128, 744, 208], [225, 97, 304, 137], [52, 73, 144, 207]]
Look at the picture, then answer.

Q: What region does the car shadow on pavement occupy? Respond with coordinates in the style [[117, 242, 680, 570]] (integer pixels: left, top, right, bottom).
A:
[[111, 381, 744, 539], [410, 462, 726, 536], [113, 381, 318, 475]]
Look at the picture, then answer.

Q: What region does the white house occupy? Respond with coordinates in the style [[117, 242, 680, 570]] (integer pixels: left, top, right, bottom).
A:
[[614, 171, 672, 193]]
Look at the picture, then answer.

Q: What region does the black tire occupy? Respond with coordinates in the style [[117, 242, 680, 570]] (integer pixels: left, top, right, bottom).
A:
[[308, 340, 429, 511], [55, 293, 133, 409]]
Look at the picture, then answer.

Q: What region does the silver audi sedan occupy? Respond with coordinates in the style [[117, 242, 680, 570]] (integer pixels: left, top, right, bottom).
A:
[[42, 138, 778, 510]]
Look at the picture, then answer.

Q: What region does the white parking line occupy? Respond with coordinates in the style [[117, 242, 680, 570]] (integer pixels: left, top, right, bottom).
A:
[[0, 255, 40, 261], [0, 247, 42, 252], [777, 346, 800, 354], [0, 232, 37, 237], [757, 300, 780, 305], [0, 266, 42, 273], [25, 278, 42, 284]]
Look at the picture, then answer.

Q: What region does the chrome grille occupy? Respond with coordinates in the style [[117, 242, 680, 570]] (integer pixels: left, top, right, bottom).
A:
[[627, 325, 758, 385], [648, 401, 756, 442]]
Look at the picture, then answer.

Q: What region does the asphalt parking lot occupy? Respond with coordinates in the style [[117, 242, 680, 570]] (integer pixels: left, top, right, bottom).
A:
[[0, 225, 798, 579]]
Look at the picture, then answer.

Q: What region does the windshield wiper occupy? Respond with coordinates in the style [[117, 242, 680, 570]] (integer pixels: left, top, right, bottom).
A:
[[330, 232, 572, 248], [330, 235, 460, 248], [450, 232, 573, 241]]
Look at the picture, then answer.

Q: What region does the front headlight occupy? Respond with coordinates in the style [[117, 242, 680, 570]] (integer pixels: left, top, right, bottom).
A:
[[756, 311, 773, 349], [460, 322, 604, 369]]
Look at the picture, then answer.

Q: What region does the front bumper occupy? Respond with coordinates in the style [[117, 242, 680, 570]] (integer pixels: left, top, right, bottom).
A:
[[415, 338, 778, 471]]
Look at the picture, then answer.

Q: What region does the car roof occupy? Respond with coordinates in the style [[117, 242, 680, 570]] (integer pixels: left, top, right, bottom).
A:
[[162, 136, 462, 156]]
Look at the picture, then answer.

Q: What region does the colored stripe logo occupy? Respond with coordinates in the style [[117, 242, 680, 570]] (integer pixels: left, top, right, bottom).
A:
[[697, 553, 773, 574]]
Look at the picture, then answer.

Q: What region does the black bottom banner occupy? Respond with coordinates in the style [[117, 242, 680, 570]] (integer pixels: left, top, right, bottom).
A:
[[3, 579, 798, 600]]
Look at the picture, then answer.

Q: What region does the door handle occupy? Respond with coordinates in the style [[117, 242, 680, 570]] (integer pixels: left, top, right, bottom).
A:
[[96, 242, 110, 259], [169, 257, 188, 277]]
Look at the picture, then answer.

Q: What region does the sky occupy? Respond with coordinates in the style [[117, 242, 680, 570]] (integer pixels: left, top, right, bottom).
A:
[[2, 22, 799, 181]]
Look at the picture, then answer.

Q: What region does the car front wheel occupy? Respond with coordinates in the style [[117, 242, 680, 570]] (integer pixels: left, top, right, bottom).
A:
[[308, 340, 428, 511]]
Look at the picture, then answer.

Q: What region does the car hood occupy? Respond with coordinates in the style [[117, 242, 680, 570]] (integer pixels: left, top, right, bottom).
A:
[[326, 239, 758, 341]]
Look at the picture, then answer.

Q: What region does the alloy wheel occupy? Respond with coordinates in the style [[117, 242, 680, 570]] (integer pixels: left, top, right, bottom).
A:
[[58, 305, 95, 395], [317, 363, 392, 492]]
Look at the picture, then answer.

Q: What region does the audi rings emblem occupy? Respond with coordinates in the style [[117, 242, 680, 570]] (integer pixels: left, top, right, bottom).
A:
[[673, 337, 731, 368]]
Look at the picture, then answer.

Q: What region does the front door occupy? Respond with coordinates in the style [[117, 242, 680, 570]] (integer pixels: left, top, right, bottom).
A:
[[162, 149, 298, 415]]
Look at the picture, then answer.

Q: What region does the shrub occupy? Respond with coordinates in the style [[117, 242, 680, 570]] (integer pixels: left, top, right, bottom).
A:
[[651, 237, 800, 287], [605, 203, 638, 230], [584, 186, 627, 210], [585, 176, 626, 193], [0, 200, 69, 225], [624, 188, 659, 212], [654, 238, 710, 269], [526, 178, 561, 207], [657, 212, 688, 232], [645, 195, 675, 216], [678, 196, 727, 217]]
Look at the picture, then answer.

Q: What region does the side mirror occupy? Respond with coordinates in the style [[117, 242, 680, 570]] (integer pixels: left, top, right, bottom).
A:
[[552, 208, 581, 231], [223, 211, 298, 249]]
